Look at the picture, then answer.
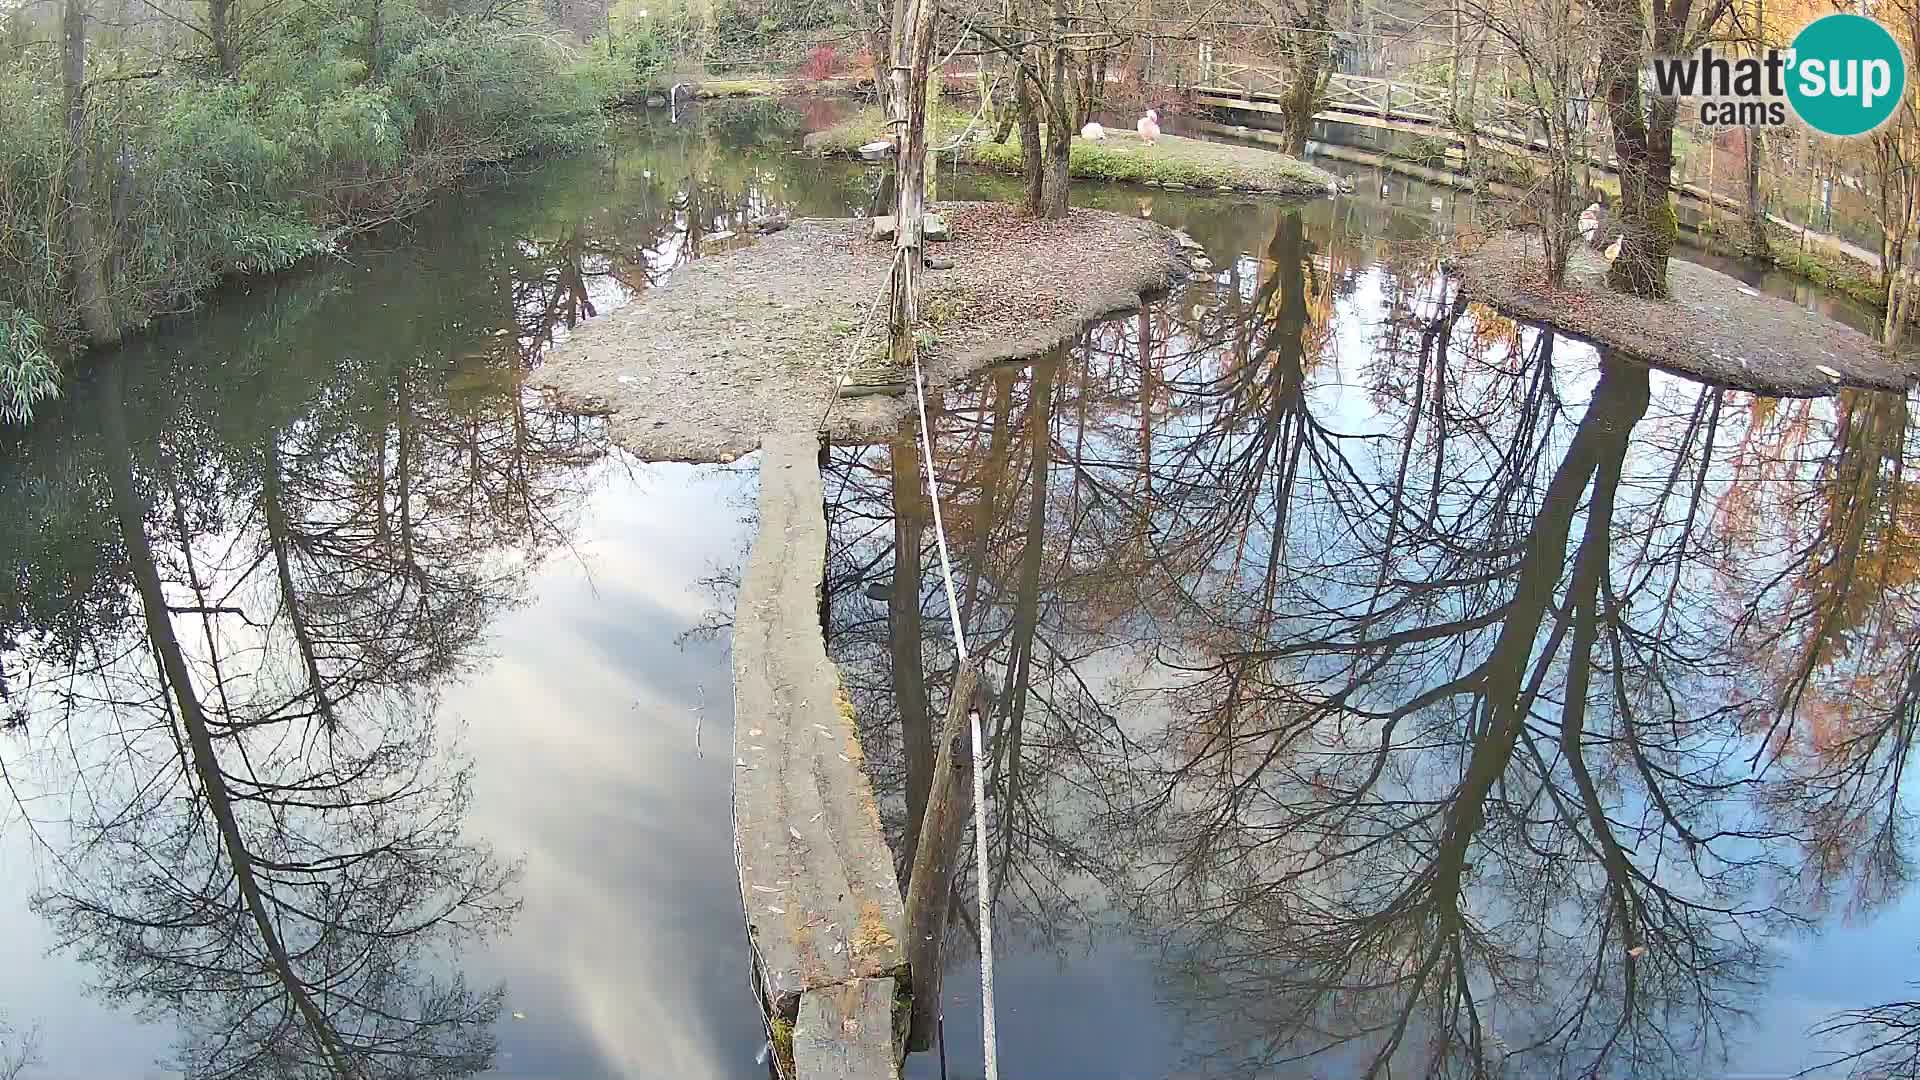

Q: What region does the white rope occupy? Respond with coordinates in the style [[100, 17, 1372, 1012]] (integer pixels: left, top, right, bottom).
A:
[[907, 350, 999, 1080], [815, 249, 903, 434]]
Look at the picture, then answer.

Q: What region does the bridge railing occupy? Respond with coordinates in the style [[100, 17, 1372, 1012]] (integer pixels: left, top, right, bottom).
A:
[[1194, 62, 1599, 153], [1195, 63, 1519, 132]]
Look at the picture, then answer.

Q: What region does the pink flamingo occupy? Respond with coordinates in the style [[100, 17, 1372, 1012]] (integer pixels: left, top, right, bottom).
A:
[[1136, 109, 1161, 143]]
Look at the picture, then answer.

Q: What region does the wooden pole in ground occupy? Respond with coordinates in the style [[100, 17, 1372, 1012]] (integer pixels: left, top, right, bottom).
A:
[[888, 0, 939, 372], [887, 0, 955, 1054], [903, 661, 981, 1053]]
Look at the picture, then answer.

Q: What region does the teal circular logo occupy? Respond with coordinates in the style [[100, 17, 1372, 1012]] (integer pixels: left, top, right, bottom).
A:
[[1787, 14, 1907, 136]]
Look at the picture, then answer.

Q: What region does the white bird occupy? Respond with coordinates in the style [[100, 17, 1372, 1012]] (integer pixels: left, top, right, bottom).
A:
[[1080, 121, 1106, 140], [1137, 109, 1161, 143], [1578, 202, 1601, 242], [1603, 235, 1624, 263]]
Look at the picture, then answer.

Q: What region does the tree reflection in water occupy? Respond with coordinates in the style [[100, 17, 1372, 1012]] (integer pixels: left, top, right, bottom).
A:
[[0, 104, 887, 1078], [824, 206, 1920, 1078], [0, 154, 654, 1077]]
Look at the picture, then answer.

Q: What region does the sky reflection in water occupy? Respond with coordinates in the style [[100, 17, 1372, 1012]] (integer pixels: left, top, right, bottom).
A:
[[0, 99, 1915, 1080]]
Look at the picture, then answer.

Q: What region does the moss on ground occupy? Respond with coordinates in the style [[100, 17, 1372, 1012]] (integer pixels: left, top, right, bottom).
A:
[[1775, 247, 1886, 310], [969, 129, 1334, 195], [693, 77, 786, 97], [806, 106, 1335, 196], [768, 1016, 794, 1075]]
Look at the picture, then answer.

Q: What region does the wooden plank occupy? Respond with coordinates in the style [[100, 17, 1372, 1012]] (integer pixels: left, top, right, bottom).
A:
[[734, 433, 909, 1024], [794, 978, 900, 1080]]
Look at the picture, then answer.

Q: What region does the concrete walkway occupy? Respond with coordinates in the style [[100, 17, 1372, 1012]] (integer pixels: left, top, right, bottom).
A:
[[733, 432, 907, 1079]]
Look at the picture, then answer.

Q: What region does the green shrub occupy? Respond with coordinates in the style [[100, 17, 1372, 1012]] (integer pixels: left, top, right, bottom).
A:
[[388, 23, 606, 160], [587, 21, 673, 99], [0, 0, 624, 423], [0, 306, 58, 424]]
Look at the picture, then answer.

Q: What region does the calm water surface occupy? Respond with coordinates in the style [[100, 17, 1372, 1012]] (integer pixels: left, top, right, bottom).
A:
[[0, 100, 1913, 1080]]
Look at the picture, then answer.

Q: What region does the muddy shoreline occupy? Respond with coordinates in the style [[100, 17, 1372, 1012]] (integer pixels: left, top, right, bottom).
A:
[[1452, 232, 1915, 396], [533, 203, 1185, 462]]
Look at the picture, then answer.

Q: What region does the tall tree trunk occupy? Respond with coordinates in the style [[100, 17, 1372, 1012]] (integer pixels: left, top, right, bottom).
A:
[[1457, 36, 1486, 183], [889, 421, 932, 874], [1014, 69, 1044, 215], [1885, 200, 1919, 348], [886, 0, 938, 373], [1277, 28, 1329, 156], [209, 0, 233, 72], [1038, 107, 1071, 218], [864, 0, 892, 99], [368, 0, 384, 78], [991, 71, 1016, 143], [262, 438, 337, 730], [62, 0, 117, 347], [1595, 0, 1678, 298], [993, 354, 1056, 878], [1448, 1, 1462, 117], [1036, 14, 1072, 221], [1743, 128, 1769, 258], [102, 365, 359, 1079]]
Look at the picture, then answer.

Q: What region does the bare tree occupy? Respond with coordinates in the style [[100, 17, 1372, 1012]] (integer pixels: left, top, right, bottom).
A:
[[1462, 0, 1594, 282], [1588, 0, 1738, 296], [0, 1016, 39, 1080]]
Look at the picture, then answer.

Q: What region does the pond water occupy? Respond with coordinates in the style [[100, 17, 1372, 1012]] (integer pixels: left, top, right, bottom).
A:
[[0, 99, 1913, 1080]]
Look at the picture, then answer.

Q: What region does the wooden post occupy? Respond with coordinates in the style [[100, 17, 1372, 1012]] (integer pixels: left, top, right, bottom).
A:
[[886, 0, 937, 372], [903, 662, 982, 1052], [1382, 81, 1393, 120], [926, 78, 938, 206]]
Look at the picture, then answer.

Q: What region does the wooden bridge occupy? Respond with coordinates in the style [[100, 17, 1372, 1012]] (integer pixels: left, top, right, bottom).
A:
[[1188, 63, 1758, 223], [1196, 64, 1536, 142]]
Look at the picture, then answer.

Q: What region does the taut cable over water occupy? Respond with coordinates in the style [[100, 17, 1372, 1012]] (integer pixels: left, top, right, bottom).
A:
[[906, 344, 1000, 1080]]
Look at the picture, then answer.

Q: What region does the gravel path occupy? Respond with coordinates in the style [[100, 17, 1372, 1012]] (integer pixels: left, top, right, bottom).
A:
[[533, 202, 1182, 461], [1452, 232, 1917, 396]]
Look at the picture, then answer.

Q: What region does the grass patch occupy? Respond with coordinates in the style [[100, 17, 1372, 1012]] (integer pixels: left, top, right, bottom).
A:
[[963, 129, 1334, 196], [806, 107, 1334, 195], [696, 77, 787, 97]]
